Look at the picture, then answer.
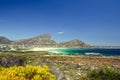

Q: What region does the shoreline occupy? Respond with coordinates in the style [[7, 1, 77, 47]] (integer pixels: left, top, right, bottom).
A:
[[22, 48, 120, 56], [28, 47, 68, 51]]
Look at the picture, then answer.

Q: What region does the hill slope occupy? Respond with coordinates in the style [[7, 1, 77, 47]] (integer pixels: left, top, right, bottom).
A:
[[58, 39, 90, 48], [0, 34, 90, 48], [0, 36, 11, 44]]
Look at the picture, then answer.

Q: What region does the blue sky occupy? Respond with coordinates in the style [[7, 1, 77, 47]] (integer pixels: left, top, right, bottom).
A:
[[0, 0, 120, 46]]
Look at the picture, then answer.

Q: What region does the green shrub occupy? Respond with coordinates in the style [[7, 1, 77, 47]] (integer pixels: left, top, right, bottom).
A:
[[80, 66, 120, 80]]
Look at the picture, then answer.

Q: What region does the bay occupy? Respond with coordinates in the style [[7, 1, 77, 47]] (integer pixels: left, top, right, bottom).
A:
[[47, 48, 120, 56]]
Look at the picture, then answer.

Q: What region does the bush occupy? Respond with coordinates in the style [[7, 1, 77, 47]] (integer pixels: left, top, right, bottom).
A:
[[0, 54, 27, 67], [0, 65, 56, 80], [80, 66, 120, 80]]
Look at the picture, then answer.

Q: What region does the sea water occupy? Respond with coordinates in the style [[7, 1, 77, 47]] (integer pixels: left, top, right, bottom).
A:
[[47, 48, 120, 56]]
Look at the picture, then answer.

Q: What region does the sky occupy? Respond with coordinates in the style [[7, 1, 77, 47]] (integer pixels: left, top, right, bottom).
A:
[[0, 0, 120, 46]]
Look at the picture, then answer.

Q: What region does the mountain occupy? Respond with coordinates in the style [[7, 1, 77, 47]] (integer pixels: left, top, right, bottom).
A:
[[0, 36, 11, 44], [58, 39, 90, 48], [12, 34, 57, 47], [0, 34, 90, 48]]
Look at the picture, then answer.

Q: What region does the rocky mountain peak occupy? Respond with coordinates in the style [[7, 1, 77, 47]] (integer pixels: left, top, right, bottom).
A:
[[12, 34, 57, 47], [35, 34, 51, 40]]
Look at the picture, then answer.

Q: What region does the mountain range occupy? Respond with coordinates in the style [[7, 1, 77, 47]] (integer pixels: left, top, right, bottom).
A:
[[0, 34, 90, 48]]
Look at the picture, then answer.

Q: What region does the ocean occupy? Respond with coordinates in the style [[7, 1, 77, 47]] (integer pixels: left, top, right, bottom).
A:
[[48, 48, 120, 56]]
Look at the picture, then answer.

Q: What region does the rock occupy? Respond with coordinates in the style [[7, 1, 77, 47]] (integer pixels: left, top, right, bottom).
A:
[[76, 72, 81, 76], [77, 63, 84, 68], [50, 66, 65, 80], [65, 75, 74, 80], [57, 72, 65, 80]]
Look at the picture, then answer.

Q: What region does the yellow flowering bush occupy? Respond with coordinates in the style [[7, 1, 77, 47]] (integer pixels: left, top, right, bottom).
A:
[[0, 65, 56, 80]]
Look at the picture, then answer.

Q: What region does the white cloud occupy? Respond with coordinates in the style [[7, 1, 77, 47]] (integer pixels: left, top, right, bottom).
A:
[[57, 32, 64, 35]]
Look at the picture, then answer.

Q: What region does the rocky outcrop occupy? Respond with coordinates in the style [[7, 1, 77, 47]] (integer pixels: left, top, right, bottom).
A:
[[0, 36, 11, 44], [50, 66, 65, 80]]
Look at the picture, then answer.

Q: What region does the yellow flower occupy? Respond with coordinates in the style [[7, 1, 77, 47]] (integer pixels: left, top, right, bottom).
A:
[[0, 65, 56, 80]]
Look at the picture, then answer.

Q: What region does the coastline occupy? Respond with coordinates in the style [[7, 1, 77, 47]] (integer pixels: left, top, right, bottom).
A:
[[29, 47, 68, 51], [26, 48, 120, 56], [0, 50, 120, 80]]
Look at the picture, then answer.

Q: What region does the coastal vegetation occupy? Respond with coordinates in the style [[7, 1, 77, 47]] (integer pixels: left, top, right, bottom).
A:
[[80, 66, 120, 80], [0, 51, 120, 80]]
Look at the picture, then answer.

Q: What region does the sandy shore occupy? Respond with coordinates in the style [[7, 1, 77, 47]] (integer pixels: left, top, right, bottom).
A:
[[28, 47, 66, 51]]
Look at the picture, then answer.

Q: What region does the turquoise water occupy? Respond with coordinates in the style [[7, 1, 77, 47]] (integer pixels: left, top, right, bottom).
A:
[[48, 48, 120, 56]]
